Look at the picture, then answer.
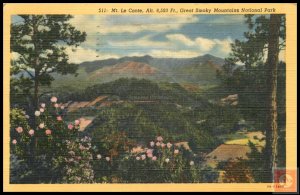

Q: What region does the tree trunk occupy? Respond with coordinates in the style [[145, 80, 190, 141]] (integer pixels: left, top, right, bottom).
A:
[[265, 14, 281, 182], [33, 73, 39, 111], [32, 17, 40, 115]]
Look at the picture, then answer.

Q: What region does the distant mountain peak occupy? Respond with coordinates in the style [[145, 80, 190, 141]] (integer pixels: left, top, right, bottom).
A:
[[202, 54, 214, 57], [89, 61, 158, 80], [76, 54, 225, 84]]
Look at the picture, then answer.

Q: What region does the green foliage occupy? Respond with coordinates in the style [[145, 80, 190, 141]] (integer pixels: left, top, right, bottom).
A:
[[10, 98, 96, 183], [217, 15, 286, 130], [183, 101, 242, 138], [88, 101, 219, 153], [10, 15, 86, 108], [60, 78, 224, 153], [10, 154, 32, 184], [10, 98, 221, 183], [10, 108, 31, 158], [93, 136, 203, 183], [62, 137, 95, 183], [70, 78, 197, 105]]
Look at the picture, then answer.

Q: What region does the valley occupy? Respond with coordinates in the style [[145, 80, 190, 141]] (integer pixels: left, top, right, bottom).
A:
[[40, 54, 262, 165], [11, 53, 285, 183]]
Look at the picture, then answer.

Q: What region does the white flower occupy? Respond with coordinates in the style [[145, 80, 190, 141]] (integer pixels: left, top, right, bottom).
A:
[[190, 161, 195, 166], [105, 157, 110, 161], [39, 108, 45, 113], [165, 158, 170, 163], [34, 110, 40, 116], [75, 119, 80, 125], [97, 154, 102, 159], [174, 149, 179, 154], [79, 144, 85, 150], [12, 139, 17, 144], [156, 136, 163, 142], [50, 96, 57, 103], [15, 127, 23, 133], [167, 142, 172, 149], [61, 106, 65, 109], [39, 123, 45, 129], [25, 115, 30, 119], [150, 141, 155, 147], [65, 140, 70, 145], [136, 156, 141, 161], [54, 103, 59, 108], [28, 129, 34, 136], [41, 103, 46, 108], [141, 154, 146, 160]]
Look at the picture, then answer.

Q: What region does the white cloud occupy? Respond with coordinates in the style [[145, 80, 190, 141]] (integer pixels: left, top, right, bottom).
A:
[[166, 33, 233, 57], [195, 37, 217, 52], [212, 38, 233, 55], [69, 15, 198, 51], [106, 33, 234, 59], [66, 46, 120, 64], [166, 34, 195, 47], [67, 15, 235, 60]]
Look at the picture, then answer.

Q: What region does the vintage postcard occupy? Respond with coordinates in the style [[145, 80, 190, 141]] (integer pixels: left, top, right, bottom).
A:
[[3, 3, 297, 192]]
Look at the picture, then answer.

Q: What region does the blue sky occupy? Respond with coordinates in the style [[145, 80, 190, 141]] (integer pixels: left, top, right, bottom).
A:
[[65, 14, 250, 63], [12, 15, 256, 63]]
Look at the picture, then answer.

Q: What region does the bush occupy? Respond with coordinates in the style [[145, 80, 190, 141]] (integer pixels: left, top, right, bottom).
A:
[[62, 136, 95, 183], [10, 97, 218, 183], [117, 136, 201, 183], [10, 154, 32, 183], [10, 97, 96, 183]]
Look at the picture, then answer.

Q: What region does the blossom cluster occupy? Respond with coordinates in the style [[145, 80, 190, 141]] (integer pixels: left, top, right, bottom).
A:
[[131, 136, 195, 166], [11, 97, 82, 145]]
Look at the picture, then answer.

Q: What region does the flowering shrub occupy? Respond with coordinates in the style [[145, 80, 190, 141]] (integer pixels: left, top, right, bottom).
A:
[[62, 136, 95, 183], [119, 136, 201, 183], [10, 97, 217, 183], [10, 97, 96, 183], [92, 131, 135, 183], [10, 109, 31, 158]]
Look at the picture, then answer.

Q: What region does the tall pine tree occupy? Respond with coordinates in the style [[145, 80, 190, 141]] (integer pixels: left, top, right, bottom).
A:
[[265, 14, 282, 181], [218, 14, 285, 181], [11, 15, 86, 116]]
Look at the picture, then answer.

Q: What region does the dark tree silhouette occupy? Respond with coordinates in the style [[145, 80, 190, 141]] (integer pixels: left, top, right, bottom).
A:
[[11, 15, 86, 117]]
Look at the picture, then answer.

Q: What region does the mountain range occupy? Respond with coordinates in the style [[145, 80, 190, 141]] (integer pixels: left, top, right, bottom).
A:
[[51, 54, 225, 90]]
